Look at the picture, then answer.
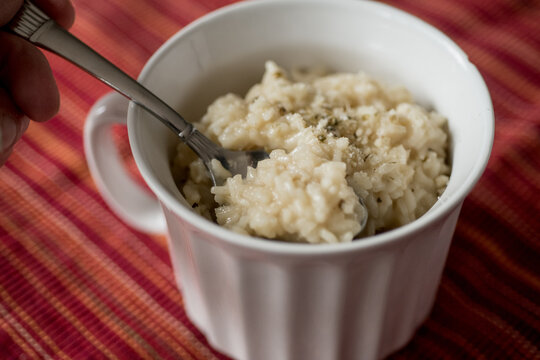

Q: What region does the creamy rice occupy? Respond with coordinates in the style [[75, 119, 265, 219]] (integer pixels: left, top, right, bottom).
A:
[[172, 61, 450, 244]]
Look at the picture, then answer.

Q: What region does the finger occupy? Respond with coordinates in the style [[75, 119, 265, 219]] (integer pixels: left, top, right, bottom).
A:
[[0, 0, 23, 26], [33, 0, 75, 29], [0, 32, 60, 122], [0, 87, 29, 166], [0, 0, 75, 29]]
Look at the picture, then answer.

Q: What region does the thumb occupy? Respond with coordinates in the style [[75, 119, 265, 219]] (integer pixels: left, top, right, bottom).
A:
[[0, 115, 30, 166], [0, 88, 30, 166]]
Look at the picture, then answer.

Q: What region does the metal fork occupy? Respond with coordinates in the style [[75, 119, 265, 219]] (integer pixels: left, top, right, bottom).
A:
[[6, 0, 269, 186], [6, 0, 369, 234]]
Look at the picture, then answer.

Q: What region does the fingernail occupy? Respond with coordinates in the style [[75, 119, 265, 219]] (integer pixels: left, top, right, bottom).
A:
[[20, 116, 30, 134], [1, 115, 18, 153]]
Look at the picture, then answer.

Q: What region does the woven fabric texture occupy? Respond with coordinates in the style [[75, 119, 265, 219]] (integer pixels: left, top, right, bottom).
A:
[[0, 0, 539, 359]]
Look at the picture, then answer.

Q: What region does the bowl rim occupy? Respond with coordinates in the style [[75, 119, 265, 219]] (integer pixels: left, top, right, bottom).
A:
[[128, 0, 494, 255]]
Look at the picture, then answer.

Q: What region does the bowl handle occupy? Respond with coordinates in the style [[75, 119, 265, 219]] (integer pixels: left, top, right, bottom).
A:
[[84, 92, 166, 234]]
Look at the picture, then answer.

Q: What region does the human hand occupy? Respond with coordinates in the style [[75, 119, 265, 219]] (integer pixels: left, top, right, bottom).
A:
[[0, 0, 74, 166]]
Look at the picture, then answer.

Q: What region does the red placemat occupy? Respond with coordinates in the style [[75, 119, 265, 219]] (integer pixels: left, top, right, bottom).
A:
[[1, 0, 539, 358]]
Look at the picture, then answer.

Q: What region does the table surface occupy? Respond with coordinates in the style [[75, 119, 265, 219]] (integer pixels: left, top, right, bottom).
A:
[[1, 0, 539, 359]]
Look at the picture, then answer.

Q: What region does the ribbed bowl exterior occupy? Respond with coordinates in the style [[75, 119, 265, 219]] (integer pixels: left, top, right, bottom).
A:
[[163, 204, 462, 360]]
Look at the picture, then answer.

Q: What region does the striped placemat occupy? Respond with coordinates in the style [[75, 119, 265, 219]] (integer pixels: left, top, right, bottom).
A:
[[1, 0, 538, 358]]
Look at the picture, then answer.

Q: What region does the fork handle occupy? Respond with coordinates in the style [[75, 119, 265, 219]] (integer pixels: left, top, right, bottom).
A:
[[31, 21, 192, 134], [8, 1, 221, 163]]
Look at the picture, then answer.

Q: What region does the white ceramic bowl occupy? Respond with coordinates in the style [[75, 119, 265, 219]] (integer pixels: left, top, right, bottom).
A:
[[84, 1, 494, 359]]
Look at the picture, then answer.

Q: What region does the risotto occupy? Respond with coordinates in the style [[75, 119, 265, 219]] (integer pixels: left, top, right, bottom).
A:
[[171, 61, 450, 244]]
